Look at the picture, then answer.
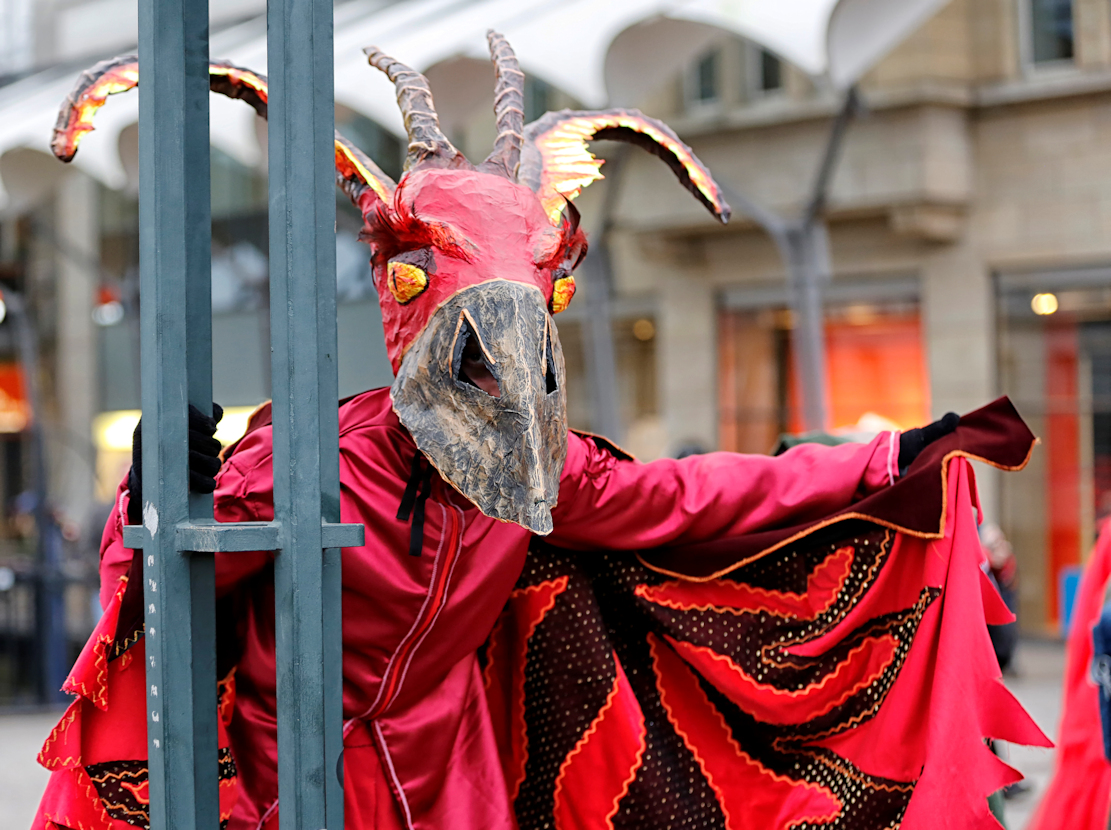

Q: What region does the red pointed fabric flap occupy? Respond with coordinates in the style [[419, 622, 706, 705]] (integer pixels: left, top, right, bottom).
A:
[[667, 634, 898, 726], [61, 575, 128, 710], [650, 634, 841, 829], [79, 640, 152, 765], [893, 459, 1049, 827], [37, 699, 83, 771], [484, 576, 569, 801], [552, 656, 647, 830], [32, 765, 113, 830]]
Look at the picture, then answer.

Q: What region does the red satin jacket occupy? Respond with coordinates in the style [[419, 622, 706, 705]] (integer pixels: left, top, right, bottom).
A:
[[97, 387, 898, 830]]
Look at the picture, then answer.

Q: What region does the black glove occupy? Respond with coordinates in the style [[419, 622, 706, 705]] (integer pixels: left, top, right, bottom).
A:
[[126, 403, 224, 525], [897, 411, 959, 475]]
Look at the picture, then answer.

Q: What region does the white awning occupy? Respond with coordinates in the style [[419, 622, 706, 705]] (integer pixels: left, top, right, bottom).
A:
[[0, 0, 951, 211]]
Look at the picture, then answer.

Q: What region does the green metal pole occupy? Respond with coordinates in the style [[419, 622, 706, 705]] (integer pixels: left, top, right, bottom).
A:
[[268, 0, 346, 824], [122, 2, 360, 826], [137, 0, 219, 826]]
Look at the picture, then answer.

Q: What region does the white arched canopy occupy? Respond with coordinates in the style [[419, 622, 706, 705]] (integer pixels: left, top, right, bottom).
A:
[[0, 0, 951, 208], [604, 0, 952, 107]]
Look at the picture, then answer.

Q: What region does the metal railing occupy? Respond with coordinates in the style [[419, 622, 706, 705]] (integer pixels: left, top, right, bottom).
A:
[[118, 0, 362, 827]]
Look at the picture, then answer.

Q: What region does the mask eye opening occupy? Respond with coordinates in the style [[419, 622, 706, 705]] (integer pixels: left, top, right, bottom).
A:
[[544, 320, 558, 396], [451, 310, 502, 398]]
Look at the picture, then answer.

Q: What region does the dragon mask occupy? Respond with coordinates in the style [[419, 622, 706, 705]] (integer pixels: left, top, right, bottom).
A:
[[53, 32, 730, 534]]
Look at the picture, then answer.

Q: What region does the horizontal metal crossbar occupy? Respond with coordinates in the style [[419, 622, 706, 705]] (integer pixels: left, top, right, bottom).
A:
[[123, 521, 363, 552]]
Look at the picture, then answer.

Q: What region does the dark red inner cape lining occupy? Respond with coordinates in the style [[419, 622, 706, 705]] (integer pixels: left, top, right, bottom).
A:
[[639, 396, 1035, 581]]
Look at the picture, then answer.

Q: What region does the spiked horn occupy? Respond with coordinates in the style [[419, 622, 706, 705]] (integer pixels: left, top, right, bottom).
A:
[[482, 30, 525, 179], [363, 46, 465, 172]]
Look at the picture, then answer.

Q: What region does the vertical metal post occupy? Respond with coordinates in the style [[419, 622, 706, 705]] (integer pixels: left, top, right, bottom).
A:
[[719, 89, 860, 433], [583, 147, 630, 442], [268, 0, 345, 824], [137, 0, 219, 826], [781, 223, 832, 432], [582, 247, 623, 442], [121, 1, 359, 825]]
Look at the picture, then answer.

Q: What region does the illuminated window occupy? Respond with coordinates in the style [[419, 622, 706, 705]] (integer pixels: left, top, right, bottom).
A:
[[996, 271, 1111, 629], [717, 293, 928, 454]]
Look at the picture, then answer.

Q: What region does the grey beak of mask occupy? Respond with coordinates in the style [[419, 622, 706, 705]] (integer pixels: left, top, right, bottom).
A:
[[390, 281, 569, 535]]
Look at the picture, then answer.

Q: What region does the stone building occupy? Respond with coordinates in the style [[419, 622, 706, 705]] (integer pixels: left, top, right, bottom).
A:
[[593, 0, 1111, 633]]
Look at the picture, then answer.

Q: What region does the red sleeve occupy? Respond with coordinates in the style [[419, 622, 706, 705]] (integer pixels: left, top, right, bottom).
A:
[[98, 428, 278, 608], [547, 431, 899, 551], [209, 430, 276, 595]]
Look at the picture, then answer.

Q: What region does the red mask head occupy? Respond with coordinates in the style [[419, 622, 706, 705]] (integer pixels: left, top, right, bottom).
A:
[[52, 34, 730, 534], [358, 165, 586, 371]]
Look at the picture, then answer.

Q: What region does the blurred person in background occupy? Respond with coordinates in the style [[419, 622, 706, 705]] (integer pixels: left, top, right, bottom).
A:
[[981, 523, 1018, 674], [1028, 521, 1111, 829]]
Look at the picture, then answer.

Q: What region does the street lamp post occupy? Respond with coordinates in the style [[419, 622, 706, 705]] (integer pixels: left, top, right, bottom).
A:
[[718, 88, 862, 433]]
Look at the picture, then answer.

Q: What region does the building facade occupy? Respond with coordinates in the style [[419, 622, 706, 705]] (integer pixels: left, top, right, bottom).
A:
[[594, 0, 1111, 633]]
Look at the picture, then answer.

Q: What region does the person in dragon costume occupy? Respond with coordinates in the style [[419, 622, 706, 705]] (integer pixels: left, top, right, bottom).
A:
[[34, 32, 1049, 830]]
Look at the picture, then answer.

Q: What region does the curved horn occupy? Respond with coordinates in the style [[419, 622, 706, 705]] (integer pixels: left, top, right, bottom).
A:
[[51, 54, 141, 162], [518, 109, 731, 226], [481, 30, 525, 179], [51, 55, 397, 209], [363, 46, 465, 172]]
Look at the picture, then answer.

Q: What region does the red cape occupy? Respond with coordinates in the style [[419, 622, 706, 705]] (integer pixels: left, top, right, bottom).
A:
[[32, 397, 1049, 829], [484, 402, 1049, 829]]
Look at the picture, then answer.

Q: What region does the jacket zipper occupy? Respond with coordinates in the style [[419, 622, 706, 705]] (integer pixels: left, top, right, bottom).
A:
[[369, 503, 463, 718]]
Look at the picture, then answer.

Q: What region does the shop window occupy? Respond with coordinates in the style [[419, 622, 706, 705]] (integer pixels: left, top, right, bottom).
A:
[[0, 363, 29, 433], [1023, 0, 1075, 66], [718, 300, 928, 454], [718, 309, 789, 454], [996, 276, 1111, 631], [819, 306, 929, 431]]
